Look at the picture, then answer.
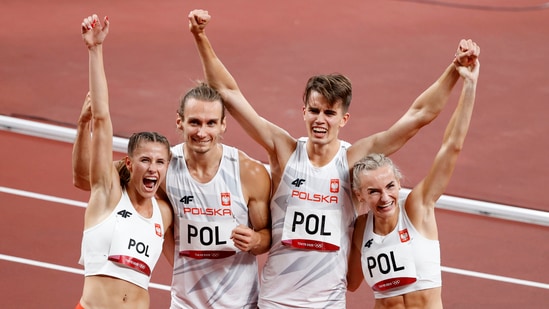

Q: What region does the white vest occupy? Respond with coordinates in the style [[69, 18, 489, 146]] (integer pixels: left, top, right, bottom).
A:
[[259, 137, 356, 308], [166, 143, 259, 309]]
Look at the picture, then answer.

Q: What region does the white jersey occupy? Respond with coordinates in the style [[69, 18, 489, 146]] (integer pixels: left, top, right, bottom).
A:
[[259, 137, 356, 308], [79, 189, 165, 290], [361, 204, 441, 299], [166, 143, 259, 309]]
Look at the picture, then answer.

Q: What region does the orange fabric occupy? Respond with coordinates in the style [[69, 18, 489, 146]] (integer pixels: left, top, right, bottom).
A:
[[75, 303, 84, 309]]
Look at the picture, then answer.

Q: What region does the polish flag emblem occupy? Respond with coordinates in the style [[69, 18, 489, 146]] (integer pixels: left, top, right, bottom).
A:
[[330, 179, 340, 193], [399, 229, 410, 242], [155, 223, 162, 237], [221, 193, 231, 206]]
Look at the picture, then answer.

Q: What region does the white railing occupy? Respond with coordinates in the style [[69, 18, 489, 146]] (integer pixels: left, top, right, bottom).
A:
[[2, 114, 548, 226]]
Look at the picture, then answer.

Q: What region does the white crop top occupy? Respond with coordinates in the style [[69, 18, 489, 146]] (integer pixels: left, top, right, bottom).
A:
[[79, 189, 164, 289]]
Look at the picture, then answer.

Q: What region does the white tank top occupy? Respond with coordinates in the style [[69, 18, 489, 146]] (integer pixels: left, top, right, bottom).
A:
[[166, 143, 259, 309], [79, 189, 165, 289], [259, 137, 356, 308], [361, 204, 441, 298]]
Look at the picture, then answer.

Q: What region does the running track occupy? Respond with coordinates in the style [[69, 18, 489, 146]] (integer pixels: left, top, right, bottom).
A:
[[1, 0, 549, 308]]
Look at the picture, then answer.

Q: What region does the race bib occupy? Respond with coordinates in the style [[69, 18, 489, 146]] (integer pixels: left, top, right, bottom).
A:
[[179, 218, 238, 259], [108, 216, 158, 276], [362, 243, 417, 292], [281, 206, 341, 251]]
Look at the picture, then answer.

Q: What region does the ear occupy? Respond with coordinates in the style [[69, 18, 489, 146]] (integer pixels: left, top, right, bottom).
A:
[[221, 117, 227, 134], [124, 156, 132, 172], [339, 112, 350, 128], [176, 114, 183, 131], [353, 189, 363, 203]]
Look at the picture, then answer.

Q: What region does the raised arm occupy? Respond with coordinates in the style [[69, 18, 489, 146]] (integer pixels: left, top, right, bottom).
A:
[[80, 14, 118, 226], [189, 9, 295, 158], [347, 40, 480, 166], [72, 92, 93, 190], [406, 59, 480, 238]]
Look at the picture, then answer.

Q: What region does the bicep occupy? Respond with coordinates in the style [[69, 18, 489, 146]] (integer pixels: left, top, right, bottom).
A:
[[89, 117, 114, 188], [241, 159, 271, 230]]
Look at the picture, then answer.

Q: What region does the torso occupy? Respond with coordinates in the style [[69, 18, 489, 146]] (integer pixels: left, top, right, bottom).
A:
[[259, 137, 355, 308], [79, 189, 165, 307], [361, 204, 442, 306], [165, 143, 259, 309]]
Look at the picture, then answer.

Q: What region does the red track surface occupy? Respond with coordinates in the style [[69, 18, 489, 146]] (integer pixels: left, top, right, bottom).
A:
[[1, 1, 549, 308]]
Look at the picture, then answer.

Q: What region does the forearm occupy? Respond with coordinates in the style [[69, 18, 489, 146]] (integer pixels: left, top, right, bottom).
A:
[[412, 62, 461, 122], [193, 32, 238, 91], [88, 46, 109, 118], [249, 228, 271, 255], [443, 77, 477, 146], [72, 120, 92, 190]]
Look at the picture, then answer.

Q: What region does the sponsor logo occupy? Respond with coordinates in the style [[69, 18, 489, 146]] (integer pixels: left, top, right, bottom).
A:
[[117, 210, 132, 218], [291, 178, 306, 188]]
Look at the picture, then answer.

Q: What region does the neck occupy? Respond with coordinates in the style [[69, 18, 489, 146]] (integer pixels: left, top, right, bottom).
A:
[[306, 139, 340, 167], [184, 143, 223, 183]]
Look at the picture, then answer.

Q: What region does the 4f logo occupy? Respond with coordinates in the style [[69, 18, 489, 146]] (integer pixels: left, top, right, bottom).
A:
[[117, 210, 132, 218], [364, 238, 374, 248], [180, 196, 194, 204], [291, 178, 306, 187]]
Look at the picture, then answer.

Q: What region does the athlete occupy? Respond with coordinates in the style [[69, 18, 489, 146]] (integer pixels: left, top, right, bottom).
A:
[[189, 9, 479, 308], [347, 58, 479, 308], [163, 83, 271, 308], [74, 14, 173, 309]]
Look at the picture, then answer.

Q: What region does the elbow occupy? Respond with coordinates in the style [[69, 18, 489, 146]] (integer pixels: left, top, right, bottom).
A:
[[346, 279, 361, 292], [73, 176, 91, 191]]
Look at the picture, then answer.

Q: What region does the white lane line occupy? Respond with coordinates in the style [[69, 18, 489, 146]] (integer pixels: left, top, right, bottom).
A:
[[2, 185, 549, 290], [0, 254, 170, 291], [0, 186, 87, 208], [442, 266, 549, 290]]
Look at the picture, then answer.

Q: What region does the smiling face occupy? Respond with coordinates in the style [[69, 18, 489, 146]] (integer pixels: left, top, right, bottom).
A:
[[126, 141, 170, 199], [303, 91, 349, 146], [355, 164, 401, 221], [177, 97, 226, 154]]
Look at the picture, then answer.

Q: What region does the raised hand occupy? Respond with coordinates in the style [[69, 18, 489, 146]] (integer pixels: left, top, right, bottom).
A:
[[188, 9, 211, 35], [454, 39, 480, 67], [81, 14, 109, 49]]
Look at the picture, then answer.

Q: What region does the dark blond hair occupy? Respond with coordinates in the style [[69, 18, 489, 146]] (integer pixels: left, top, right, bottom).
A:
[[178, 82, 224, 120], [117, 132, 170, 187]]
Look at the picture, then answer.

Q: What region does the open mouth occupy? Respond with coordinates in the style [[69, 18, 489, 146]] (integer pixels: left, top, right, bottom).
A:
[[312, 127, 327, 135], [143, 177, 158, 190]]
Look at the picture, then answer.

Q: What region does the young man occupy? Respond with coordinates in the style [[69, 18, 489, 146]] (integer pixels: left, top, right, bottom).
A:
[[163, 83, 271, 308], [188, 9, 479, 308]]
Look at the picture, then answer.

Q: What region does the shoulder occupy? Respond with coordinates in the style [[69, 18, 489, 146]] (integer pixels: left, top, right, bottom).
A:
[[156, 197, 173, 225], [237, 149, 270, 178]]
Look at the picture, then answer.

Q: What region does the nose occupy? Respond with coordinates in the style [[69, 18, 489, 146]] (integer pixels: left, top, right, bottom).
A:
[[380, 190, 390, 203], [315, 112, 327, 123], [196, 125, 207, 137]]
